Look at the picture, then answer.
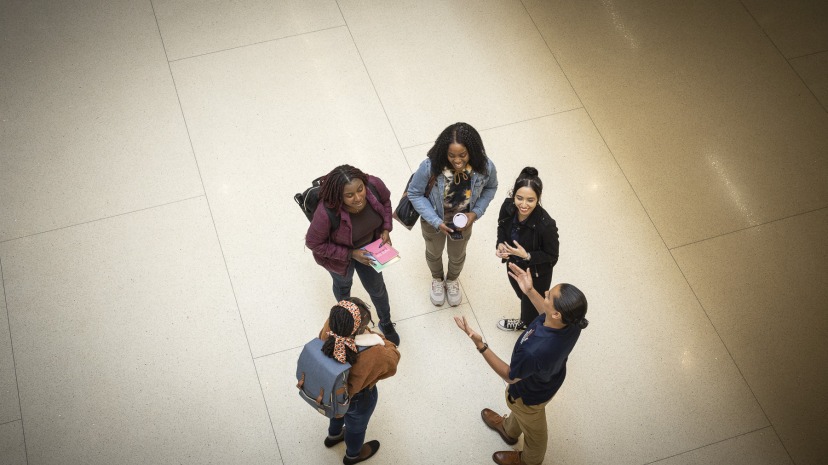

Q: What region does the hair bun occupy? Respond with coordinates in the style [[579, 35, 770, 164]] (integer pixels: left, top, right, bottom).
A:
[[520, 167, 539, 177], [578, 318, 589, 329]]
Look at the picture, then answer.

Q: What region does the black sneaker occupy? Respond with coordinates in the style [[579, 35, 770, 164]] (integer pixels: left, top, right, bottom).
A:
[[379, 322, 400, 346], [497, 318, 526, 332]]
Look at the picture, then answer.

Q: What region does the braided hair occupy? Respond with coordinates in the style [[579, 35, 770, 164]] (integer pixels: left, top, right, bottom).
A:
[[427, 122, 488, 177], [319, 165, 369, 212], [509, 167, 543, 201], [553, 284, 589, 329], [321, 297, 373, 365]]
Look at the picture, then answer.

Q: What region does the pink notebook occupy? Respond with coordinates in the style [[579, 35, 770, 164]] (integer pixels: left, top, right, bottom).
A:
[[362, 238, 400, 265]]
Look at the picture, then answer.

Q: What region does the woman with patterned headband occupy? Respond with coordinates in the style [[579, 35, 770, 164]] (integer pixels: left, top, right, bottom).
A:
[[319, 297, 401, 464]]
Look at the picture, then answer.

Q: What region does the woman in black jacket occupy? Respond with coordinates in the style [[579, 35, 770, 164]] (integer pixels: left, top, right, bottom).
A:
[[495, 167, 559, 331]]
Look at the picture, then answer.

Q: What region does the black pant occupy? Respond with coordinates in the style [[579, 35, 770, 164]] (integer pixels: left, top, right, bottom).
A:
[[507, 267, 553, 325]]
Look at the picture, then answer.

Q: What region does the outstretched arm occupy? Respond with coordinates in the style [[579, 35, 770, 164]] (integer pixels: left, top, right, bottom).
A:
[[453, 316, 521, 384], [507, 262, 553, 314]]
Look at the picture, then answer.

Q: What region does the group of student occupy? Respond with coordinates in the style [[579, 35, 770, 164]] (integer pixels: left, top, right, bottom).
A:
[[304, 122, 589, 465]]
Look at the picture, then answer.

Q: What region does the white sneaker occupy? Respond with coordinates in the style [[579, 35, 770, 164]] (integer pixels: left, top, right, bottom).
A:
[[445, 279, 462, 307], [430, 279, 446, 306]]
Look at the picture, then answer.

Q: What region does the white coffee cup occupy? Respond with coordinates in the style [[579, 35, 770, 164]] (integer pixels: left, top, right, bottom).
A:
[[452, 213, 468, 228]]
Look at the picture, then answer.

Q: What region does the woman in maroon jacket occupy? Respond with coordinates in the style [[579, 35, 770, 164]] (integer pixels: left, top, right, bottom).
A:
[[306, 165, 400, 345]]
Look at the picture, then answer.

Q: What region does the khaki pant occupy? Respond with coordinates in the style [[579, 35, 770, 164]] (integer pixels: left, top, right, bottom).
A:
[[420, 220, 473, 281], [503, 390, 550, 465]]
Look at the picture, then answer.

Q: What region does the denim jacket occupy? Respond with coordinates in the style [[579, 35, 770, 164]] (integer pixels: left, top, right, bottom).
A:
[[407, 158, 498, 230]]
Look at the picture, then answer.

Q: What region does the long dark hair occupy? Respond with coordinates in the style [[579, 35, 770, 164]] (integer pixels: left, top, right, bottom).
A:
[[553, 284, 589, 329], [509, 167, 543, 201], [319, 165, 369, 212], [321, 297, 373, 365], [427, 122, 488, 176]]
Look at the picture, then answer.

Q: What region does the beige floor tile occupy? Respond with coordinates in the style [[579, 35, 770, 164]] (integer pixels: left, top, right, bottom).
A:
[[154, 0, 344, 61], [653, 427, 792, 465], [338, 0, 581, 147], [0, 0, 203, 242], [525, 0, 828, 247], [453, 113, 768, 464], [672, 209, 828, 465], [0, 421, 26, 465], [171, 27, 413, 357], [0, 198, 279, 465], [0, 273, 20, 424], [791, 51, 828, 110], [257, 306, 505, 465], [742, 0, 828, 58]]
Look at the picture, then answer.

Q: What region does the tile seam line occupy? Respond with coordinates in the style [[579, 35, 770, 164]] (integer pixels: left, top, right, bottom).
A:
[[643, 425, 778, 464], [252, 306, 460, 360], [398, 107, 585, 151], [788, 49, 828, 60], [0, 257, 29, 464], [0, 418, 22, 428], [667, 248, 782, 449], [519, 0, 676, 262], [0, 195, 206, 244], [736, 0, 827, 113], [148, 0, 284, 461], [167, 24, 348, 63], [669, 205, 828, 251], [333, 0, 409, 172], [520, 2, 784, 456]]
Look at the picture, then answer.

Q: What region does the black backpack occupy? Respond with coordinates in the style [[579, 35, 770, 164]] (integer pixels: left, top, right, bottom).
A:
[[294, 176, 379, 230]]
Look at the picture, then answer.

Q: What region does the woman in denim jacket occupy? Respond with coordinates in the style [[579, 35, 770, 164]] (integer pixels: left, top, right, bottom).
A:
[[407, 122, 498, 307]]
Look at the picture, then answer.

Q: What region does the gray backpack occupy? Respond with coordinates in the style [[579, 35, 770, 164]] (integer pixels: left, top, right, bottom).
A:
[[296, 338, 366, 418]]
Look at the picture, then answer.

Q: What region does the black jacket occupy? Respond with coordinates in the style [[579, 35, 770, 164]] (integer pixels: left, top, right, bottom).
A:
[[496, 197, 559, 277]]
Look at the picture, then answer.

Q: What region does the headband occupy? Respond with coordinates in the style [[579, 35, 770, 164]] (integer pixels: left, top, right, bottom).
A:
[[327, 300, 363, 364]]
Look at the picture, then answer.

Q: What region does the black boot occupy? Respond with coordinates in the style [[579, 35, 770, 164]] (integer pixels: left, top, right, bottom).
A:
[[379, 322, 400, 346]]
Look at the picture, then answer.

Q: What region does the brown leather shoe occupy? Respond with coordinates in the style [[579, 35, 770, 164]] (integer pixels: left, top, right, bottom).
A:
[[492, 450, 522, 465], [481, 408, 518, 445], [342, 440, 380, 464]]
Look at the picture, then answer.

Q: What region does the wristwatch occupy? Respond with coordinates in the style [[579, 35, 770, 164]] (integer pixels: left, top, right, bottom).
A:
[[524, 252, 531, 261], [478, 343, 489, 354]]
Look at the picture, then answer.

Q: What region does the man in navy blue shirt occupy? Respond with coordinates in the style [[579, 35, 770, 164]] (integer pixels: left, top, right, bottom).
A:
[[455, 263, 589, 465]]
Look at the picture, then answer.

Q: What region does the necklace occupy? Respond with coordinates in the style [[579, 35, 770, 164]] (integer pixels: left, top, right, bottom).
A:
[[453, 168, 470, 185]]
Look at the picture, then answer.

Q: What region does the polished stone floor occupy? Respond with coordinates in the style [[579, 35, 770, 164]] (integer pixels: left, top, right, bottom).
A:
[[1, 1, 826, 464]]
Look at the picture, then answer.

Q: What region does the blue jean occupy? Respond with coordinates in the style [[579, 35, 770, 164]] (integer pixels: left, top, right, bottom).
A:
[[328, 386, 378, 458], [329, 260, 392, 326]]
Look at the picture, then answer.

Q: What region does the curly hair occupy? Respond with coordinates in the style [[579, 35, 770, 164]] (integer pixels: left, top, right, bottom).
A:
[[321, 297, 373, 365], [318, 165, 369, 212], [427, 122, 488, 177]]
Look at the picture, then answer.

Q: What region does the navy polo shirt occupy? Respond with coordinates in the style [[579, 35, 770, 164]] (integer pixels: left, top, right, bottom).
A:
[[508, 313, 582, 405]]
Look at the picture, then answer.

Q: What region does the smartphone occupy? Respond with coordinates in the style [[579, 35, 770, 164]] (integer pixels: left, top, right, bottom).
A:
[[446, 222, 464, 241]]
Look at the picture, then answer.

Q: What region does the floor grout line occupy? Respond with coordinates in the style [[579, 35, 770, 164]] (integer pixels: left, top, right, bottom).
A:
[[148, 0, 284, 462], [398, 107, 586, 151], [333, 0, 411, 173], [643, 425, 778, 464], [0, 195, 206, 245], [167, 24, 347, 63], [670, 205, 828, 251], [788, 49, 828, 60], [736, 1, 828, 115], [0, 257, 29, 464], [520, 2, 792, 463]]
